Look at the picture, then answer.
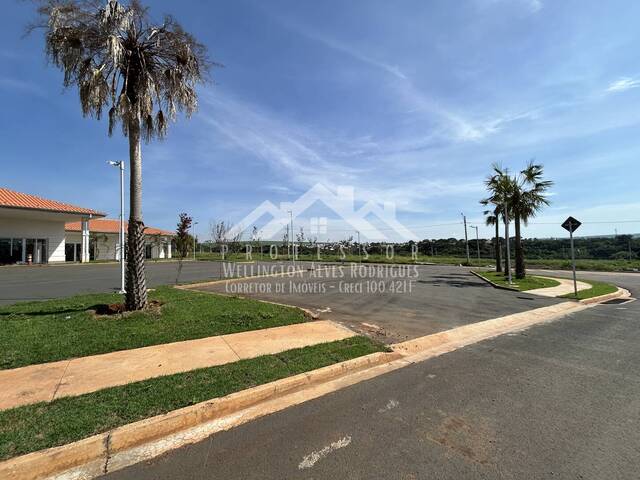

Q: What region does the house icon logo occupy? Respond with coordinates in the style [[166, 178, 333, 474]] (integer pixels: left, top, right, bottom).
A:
[[228, 183, 417, 241]]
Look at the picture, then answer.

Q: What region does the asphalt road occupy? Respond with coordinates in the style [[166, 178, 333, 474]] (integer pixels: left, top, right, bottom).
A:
[[193, 264, 563, 342], [105, 272, 640, 480], [0, 261, 293, 305]]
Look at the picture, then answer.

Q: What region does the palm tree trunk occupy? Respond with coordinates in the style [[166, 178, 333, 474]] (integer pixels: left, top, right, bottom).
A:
[[495, 220, 502, 273], [503, 218, 509, 275], [514, 212, 525, 279], [125, 117, 148, 310]]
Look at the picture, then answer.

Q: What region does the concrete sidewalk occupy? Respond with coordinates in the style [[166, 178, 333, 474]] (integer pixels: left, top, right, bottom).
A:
[[528, 276, 591, 297], [0, 320, 354, 411]]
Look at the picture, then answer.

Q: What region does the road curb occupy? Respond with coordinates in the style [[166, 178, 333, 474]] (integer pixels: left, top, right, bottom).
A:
[[0, 351, 400, 480], [579, 286, 631, 305], [2, 290, 621, 480], [469, 270, 519, 291], [175, 265, 317, 290]]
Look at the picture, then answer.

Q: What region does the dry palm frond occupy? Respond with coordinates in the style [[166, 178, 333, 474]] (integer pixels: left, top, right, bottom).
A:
[[32, 0, 214, 142]]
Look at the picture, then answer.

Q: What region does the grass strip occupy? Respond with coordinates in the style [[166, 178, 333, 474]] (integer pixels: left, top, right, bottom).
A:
[[0, 336, 386, 461], [196, 253, 640, 272], [473, 270, 561, 291], [0, 286, 306, 370], [560, 280, 618, 300]]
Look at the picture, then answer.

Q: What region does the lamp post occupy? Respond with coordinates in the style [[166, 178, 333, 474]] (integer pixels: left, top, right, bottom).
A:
[[288, 210, 295, 266], [503, 202, 512, 285], [470, 225, 480, 262], [193, 221, 198, 261], [108, 161, 125, 294], [461, 213, 470, 264]]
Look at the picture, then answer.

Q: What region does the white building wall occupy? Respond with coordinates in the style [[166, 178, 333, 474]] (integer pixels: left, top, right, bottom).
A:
[[0, 217, 66, 263], [66, 232, 119, 261], [65, 232, 173, 261]]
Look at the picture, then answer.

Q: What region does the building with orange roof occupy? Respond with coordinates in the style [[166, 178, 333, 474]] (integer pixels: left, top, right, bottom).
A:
[[0, 187, 105, 264], [65, 219, 174, 261], [0, 187, 175, 264]]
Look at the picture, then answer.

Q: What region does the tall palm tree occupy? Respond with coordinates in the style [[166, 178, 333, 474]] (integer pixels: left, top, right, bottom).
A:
[[511, 162, 553, 279], [34, 0, 211, 309]]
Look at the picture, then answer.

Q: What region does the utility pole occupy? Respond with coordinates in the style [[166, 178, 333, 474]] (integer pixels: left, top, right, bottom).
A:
[[356, 230, 361, 262], [108, 161, 126, 294], [503, 202, 512, 285], [470, 225, 480, 262], [461, 213, 470, 264]]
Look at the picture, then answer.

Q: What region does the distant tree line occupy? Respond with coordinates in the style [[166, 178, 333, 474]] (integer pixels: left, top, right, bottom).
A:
[[193, 231, 638, 261]]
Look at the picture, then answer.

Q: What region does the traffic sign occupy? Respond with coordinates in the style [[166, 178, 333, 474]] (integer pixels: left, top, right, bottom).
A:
[[562, 216, 581, 297], [561, 216, 582, 232]]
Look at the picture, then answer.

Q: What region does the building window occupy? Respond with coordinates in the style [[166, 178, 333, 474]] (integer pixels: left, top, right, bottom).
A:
[[0, 238, 10, 264], [11, 238, 23, 263]]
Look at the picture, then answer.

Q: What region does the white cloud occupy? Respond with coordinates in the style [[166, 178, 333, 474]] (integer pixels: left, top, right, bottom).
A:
[[279, 20, 407, 80], [0, 77, 46, 97], [606, 77, 640, 93], [476, 0, 543, 14], [193, 89, 485, 213]]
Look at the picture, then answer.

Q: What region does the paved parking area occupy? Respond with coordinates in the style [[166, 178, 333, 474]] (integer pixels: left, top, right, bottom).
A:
[[0, 261, 294, 305], [191, 264, 564, 343]]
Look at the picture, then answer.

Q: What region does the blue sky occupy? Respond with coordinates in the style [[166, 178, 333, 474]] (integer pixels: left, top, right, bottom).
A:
[[2, 0, 640, 242]]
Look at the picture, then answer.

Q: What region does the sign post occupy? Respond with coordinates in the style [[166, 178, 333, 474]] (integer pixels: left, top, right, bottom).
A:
[[561, 216, 582, 297]]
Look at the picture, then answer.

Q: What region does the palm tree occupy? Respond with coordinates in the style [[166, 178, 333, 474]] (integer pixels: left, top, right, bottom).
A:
[[34, 0, 211, 309], [511, 162, 553, 279], [481, 164, 512, 274], [482, 162, 553, 280], [482, 207, 502, 273]]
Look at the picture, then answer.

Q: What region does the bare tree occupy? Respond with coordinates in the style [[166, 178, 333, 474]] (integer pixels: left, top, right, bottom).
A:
[[211, 220, 229, 246], [32, 0, 212, 310]]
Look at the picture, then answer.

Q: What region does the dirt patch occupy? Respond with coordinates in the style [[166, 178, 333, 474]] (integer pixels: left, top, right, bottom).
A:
[[426, 415, 494, 466], [90, 300, 164, 317]]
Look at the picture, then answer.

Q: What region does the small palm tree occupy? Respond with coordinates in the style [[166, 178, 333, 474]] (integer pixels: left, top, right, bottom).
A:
[[34, 0, 211, 309], [482, 207, 502, 273], [481, 164, 513, 274]]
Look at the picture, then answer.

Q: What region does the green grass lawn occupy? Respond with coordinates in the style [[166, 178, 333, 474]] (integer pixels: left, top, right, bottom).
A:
[[560, 280, 619, 300], [473, 270, 561, 291], [0, 336, 386, 461], [196, 251, 492, 267], [0, 286, 307, 370], [196, 252, 640, 272]]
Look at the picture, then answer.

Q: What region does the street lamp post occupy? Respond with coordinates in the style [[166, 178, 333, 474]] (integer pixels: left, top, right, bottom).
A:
[[503, 202, 512, 285], [461, 213, 470, 264], [108, 161, 126, 294], [193, 221, 199, 261], [288, 210, 295, 266], [470, 225, 480, 262]]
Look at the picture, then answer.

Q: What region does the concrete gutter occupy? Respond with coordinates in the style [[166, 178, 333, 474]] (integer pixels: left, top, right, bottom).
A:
[[0, 290, 625, 480]]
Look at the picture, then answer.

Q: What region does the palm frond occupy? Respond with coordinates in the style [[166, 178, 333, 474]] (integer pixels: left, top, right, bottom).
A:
[[33, 0, 214, 142]]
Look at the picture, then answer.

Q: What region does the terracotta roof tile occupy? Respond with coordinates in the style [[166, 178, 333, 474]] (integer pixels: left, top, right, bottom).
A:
[[65, 219, 174, 236], [0, 188, 105, 217]]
